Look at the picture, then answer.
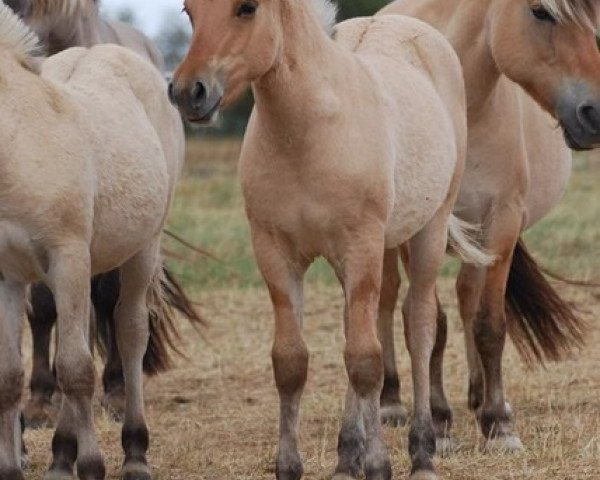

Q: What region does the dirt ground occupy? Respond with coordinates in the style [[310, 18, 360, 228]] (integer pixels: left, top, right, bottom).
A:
[[22, 280, 600, 479]]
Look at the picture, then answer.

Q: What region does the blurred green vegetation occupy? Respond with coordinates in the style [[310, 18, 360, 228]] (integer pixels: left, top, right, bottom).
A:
[[165, 143, 600, 291]]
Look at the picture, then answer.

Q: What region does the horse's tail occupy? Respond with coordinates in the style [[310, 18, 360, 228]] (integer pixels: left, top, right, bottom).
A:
[[447, 214, 495, 266], [142, 263, 205, 375], [504, 239, 586, 365]]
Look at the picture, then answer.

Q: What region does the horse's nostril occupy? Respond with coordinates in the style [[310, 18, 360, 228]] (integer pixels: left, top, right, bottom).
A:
[[576, 102, 600, 134], [191, 81, 207, 105], [167, 82, 177, 105]]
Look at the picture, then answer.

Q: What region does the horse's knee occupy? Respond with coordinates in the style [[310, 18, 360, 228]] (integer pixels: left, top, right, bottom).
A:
[[55, 350, 95, 399], [345, 340, 383, 398], [0, 366, 23, 413], [272, 340, 309, 396]]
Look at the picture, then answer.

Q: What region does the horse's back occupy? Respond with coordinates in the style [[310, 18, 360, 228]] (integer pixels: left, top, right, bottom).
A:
[[336, 15, 466, 244]]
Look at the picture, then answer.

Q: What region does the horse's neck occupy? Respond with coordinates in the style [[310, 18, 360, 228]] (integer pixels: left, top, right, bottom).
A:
[[442, 1, 502, 114], [252, 1, 343, 145], [397, 0, 501, 114]]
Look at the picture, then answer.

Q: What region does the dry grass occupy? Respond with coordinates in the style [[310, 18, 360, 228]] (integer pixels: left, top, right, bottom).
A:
[[21, 140, 600, 479]]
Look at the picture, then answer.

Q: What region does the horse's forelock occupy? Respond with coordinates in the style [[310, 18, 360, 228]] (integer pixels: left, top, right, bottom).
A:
[[541, 0, 599, 30]]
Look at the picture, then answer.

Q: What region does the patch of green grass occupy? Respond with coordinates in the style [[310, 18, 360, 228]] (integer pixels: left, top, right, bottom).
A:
[[166, 140, 599, 291]]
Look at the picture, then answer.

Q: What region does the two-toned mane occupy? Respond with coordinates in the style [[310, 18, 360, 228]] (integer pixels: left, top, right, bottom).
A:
[[541, 0, 599, 29], [0, 3, 39, 62]]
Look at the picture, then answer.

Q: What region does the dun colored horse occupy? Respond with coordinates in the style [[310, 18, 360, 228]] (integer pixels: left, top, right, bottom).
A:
[[0, 4, 184, 478], [378, 0, 599, 452], [171, 1, 492, 479], [4, 0, 202, 428]]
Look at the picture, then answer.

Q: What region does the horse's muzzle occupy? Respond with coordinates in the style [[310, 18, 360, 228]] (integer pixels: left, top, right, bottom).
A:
[[168, 77, 223, 125], [556, 83, 600, 151]]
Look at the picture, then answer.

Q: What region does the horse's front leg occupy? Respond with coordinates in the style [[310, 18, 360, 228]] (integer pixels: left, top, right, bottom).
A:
[[46, 244, 104, 480], [114, 244, 161, 480], [0, 279, 27, 480], [334, 231, 391, 480], [251, 226, 309, 480]]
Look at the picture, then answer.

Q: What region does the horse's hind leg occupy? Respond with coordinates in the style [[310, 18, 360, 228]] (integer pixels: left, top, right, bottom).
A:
[[46, 244, 104, 480], [92, 271, 127, 422], [115, 244, 161, 480], [403, 211, 453, 480], [0, 280, 26, 480], [378, 248, 408, 427], [429, 295, 454, 456], [24, 284, 58, 428]]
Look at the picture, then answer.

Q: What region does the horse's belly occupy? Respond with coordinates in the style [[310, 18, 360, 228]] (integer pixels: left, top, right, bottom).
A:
[[89, 144, 170, 274]]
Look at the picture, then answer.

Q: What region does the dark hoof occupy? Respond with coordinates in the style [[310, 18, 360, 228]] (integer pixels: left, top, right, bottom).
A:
[[365, 460, 392, 480], [44, 470, 74, 480], [275, 455, 303, 480], [380, 403, 408, 427], [409, 470, 437, 480], [122, 462, 151, 480], [0, 468, 24, 480]]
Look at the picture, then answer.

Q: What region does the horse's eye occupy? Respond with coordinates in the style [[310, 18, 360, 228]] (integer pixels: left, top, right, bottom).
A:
[[531, 6, 556, 23], [236, 1, 258, 18], [597, 36, 600, 52]]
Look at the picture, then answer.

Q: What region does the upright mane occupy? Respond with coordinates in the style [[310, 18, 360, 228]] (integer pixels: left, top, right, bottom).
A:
[[29, 0, 90, 20], [541, 0, 599, 29], [0, 3, 39, 61], [310, 0, 338, 36]]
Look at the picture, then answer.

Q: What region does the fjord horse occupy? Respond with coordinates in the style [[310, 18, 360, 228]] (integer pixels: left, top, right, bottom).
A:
[[170, 1, 491, 478], [3, 0, 202, 427], [378, 0, 599, 452], [0, 4, 184, 478]]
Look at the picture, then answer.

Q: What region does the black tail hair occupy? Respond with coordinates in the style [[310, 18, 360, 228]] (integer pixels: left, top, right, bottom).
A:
[[505, 239, 587, 365]]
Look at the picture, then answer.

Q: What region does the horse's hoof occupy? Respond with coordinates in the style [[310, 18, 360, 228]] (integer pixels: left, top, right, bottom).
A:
[[44, 471, 74, 480], [436, 436, 458, 457], [332, 474, 356, 480], [409, 470, 438, 480], [101, 392, 126, 423], [122, 462, 151, 480], [481, 434, 524, 453], [380, 403, 408, 427]]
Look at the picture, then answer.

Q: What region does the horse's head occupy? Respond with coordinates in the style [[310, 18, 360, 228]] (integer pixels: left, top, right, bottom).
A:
[[488, 0, 600, 150], [169, 0, 284, 124]]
